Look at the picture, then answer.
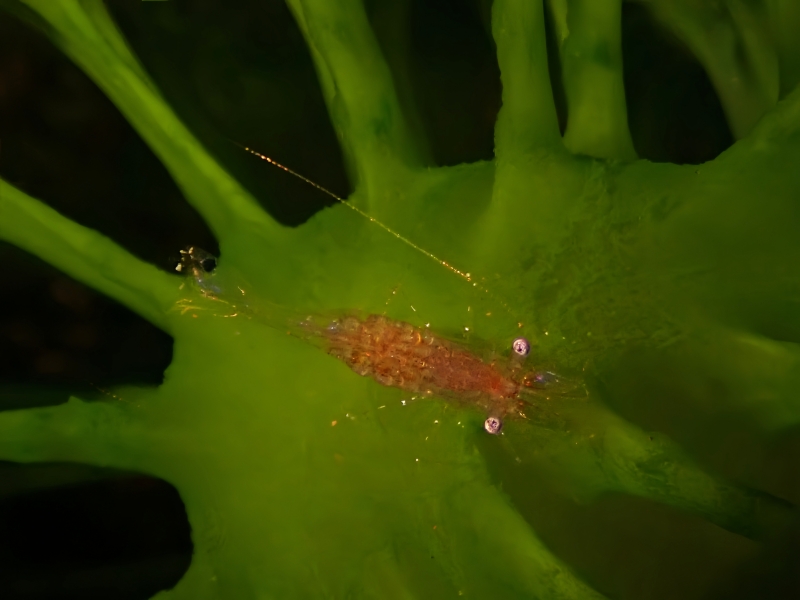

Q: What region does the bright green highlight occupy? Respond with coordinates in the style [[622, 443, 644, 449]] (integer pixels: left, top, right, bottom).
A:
[[17, 0, 285, 245], [0, 178, 178, 332], [1, 0, 800, 598], [493, 0, 562, 156], [560, 0, 637, 159], [286, 0, 421, 200]]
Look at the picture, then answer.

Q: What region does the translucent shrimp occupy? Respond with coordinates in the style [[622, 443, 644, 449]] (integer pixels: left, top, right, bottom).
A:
[[175, 247, 567, 432]]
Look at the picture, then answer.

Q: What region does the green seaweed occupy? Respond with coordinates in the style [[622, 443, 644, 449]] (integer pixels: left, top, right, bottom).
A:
[[1, 0, 800, 598]]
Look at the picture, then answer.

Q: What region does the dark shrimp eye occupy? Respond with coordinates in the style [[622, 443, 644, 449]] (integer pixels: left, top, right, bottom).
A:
[[512, 337, 530, 356], [484, 416, 503, 434], [200, 257, 217, 272]]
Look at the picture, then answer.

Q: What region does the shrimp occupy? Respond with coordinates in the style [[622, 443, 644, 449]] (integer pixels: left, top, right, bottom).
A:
[[176, 247, 563, 434]]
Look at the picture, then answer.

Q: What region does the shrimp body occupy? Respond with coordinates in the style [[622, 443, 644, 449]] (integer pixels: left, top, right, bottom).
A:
[[320, 314, 532, 418]]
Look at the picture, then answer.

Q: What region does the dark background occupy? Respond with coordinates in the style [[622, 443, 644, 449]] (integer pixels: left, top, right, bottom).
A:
[[0, 1, 732, 598]]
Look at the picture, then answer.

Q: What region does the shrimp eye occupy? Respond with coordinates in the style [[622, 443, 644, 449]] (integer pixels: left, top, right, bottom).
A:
[[484, 416, 503, 435], [512, 337, 530, 356], [176, 246, 217, 273], [200, 257, 217, 272]]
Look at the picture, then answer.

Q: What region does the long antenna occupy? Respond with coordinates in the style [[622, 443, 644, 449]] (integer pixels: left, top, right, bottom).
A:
[[232, 140, 477, 286]]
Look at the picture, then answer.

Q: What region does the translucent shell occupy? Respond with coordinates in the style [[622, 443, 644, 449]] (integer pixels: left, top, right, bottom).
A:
[[176, 247, 554, 433], [176, 246, 223, 297]]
